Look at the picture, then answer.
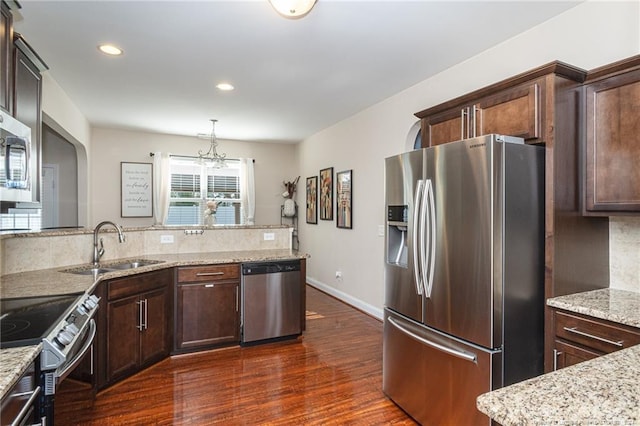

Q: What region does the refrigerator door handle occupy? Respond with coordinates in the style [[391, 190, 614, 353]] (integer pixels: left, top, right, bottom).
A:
[[419, 179, 429, 296], [424, 179, 436, 298], [388, 316, 477, 363], [412, 180, 425, 295]]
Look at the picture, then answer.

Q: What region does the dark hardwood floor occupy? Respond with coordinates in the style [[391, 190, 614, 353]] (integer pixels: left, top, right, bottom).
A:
[[56, 286, 415, 425]]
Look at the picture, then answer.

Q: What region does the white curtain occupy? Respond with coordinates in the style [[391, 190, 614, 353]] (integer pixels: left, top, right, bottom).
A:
[[240, 158, 255, 225], [152, 152, 171, 225]]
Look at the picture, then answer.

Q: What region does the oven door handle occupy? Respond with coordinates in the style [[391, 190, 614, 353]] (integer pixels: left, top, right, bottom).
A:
[[56, 319, 96, 383]]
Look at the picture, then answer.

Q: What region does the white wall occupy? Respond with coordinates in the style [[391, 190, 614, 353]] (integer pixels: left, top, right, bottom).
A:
[[89, 127, 298, 227], [298, 1, 640, 317]]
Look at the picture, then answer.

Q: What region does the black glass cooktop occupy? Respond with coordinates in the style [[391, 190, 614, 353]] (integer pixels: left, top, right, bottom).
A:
[[0, 293, 82, 349]]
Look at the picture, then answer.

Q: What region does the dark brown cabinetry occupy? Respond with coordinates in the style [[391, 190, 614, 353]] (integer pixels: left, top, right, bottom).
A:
[[13, 36, 45, 203], [552, 309, 640, 370], [418, 79, 543, 146], [583, 55, 640, 214], [102, 269, 172, 387], [175, 264, 240, 352], [414, 61, 612, 373], [0, 2, 12, 113]]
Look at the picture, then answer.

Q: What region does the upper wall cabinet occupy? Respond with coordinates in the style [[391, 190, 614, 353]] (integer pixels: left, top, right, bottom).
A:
[[0, 2, 13, 113], [415, 62, 586, 147], [583, 55, 640, 214]]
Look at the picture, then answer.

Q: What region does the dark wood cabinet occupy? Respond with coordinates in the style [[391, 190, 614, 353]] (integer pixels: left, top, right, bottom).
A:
[[103, 269, 172, 387], [175, 264, 240, 352], [552, 309, 640, 371], [583, 55, 640, 214], [0, 2, 12, 113], [13, 37, 45, 203], [417, 76, 547, 147]]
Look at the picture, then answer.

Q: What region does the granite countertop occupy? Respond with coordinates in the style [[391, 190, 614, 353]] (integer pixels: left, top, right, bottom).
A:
[[0, 249, 307, 299], [0, 345, 42, 399], [477, 288, 640, 425], [477, 345, 640, 425], [547, 288, 640, 327], [0, 249, 307, 399]]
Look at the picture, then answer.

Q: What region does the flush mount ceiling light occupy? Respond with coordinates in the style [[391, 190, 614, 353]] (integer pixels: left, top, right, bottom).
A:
[[97, 44, 123, 56], [197, 119, 227, 168], [216, 82, 234, 91], [269, 0, 317, 19]]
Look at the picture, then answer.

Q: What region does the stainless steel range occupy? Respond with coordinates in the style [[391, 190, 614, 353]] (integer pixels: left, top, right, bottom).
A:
[[1, 291, 100, 423]]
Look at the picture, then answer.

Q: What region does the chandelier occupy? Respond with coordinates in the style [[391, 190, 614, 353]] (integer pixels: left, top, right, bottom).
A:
[[269, 0, 317, 19], [198, 119, 227, 168]]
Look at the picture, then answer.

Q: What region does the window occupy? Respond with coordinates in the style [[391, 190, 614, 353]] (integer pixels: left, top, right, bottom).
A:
[[166, 157, 241, 225]]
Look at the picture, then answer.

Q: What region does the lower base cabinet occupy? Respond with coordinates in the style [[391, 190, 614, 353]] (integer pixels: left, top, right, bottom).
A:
[[101, 269, 172, 387], [552, 309, 640, 370], [175, 264, 240, 352]]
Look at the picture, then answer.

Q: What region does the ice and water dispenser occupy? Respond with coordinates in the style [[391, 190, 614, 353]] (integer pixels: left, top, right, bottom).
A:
[[386, 205, 408, 267]]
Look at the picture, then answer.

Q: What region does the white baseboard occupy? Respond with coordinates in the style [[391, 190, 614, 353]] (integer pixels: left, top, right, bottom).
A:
[[306, 277, 383, 321]]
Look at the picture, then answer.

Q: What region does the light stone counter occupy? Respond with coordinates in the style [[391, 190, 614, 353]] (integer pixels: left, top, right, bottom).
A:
[[0, 249, 307, 299], [0, 345, 41, 400], [477, 288, 640, 425], [0, 249, 307, 399], [477, 345, 640, 425], [547, 288, 640, 328]]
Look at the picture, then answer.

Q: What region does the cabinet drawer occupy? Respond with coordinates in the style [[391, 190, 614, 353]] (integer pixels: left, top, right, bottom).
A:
[[554, 310, 640, 354], [177, 264, 239, 283], [108, 269, 172, 300]]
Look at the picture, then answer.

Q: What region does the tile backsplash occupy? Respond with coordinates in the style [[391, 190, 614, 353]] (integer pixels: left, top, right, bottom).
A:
[[0, 226, 293, 275], [609, 216, 640, 293]]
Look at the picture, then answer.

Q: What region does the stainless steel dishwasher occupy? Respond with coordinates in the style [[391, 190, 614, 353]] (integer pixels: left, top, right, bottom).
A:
[[241, 260, 302, 344]]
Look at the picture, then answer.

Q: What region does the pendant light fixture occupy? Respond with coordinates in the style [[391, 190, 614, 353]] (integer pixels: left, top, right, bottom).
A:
[[198, 119, 227, 168], [269, 0, 317, 19]]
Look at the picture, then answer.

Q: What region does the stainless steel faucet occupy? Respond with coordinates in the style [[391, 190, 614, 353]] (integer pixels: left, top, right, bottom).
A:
[[93, 221, 126, 265]]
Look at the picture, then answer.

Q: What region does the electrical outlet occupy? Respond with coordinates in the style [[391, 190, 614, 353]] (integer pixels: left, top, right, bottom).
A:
[[160, 235, 174, 244], [263, 232, 275, 241], [378, 225, 385, 237], [335, 271, 342, 280]]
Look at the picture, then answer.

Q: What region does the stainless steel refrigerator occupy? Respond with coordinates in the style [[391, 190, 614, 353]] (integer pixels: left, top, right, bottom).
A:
[[383, 134, 545, 425]]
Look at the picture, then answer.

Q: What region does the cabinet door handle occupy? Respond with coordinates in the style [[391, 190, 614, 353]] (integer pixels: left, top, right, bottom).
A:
[[143, 299, 148, 331], [563, 326, 624, 347], [196, 272, 224, 277], [235, 287, 239, 312], [553, 348, 562, 371], [136, 300, 143, 331], [205, 284, 215, 288]]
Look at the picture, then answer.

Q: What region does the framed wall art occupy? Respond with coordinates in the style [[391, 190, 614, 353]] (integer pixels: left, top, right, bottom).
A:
[[121, 162, 153, 217], [336, 169, 352, 229], [306, 176, 318, 224], [319, 167, 333, 220]]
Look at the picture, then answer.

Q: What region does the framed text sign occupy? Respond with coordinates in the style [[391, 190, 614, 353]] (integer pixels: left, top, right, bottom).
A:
[[121, 162, 153, 217]]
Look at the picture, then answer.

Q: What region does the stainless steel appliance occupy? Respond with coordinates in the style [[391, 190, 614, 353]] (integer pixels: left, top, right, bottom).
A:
[[241, 260, 302, 344], [0, 110, 32, 203], [1, 292, 100, 424], [383, 134, 544, 425]]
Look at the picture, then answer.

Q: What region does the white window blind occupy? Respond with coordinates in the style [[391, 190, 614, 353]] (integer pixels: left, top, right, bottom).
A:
[[166, 157, 241, 225]]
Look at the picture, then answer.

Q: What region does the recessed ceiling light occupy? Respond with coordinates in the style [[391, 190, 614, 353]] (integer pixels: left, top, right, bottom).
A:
[[216, 83, 234, 91], [98, 44, 123, 56]]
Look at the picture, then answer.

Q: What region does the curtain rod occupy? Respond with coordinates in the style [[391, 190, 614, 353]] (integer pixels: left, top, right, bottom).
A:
[[149, 152, 254, 162]]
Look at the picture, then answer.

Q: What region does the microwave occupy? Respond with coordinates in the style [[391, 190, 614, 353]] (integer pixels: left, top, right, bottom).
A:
[[0, 110, 32, 203]]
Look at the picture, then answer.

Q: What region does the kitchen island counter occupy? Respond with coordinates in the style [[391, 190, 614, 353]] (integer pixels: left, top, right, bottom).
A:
[[477, 288, 640, 425], [477, 344, 640, 425], [0, 249, 307, 299], [0, 249, 307, 399]]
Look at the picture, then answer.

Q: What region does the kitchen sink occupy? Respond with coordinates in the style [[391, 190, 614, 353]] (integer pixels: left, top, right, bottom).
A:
[[102, 259, 165, 270], [68, 267, 112, 275], [61, 259, 165, 275]]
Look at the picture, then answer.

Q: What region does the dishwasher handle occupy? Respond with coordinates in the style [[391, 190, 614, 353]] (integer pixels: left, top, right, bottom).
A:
[[242, 260, 300, 275]]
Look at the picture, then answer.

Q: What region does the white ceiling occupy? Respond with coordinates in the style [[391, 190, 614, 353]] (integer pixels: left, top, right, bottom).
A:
[[13, 1, 581, 143]]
